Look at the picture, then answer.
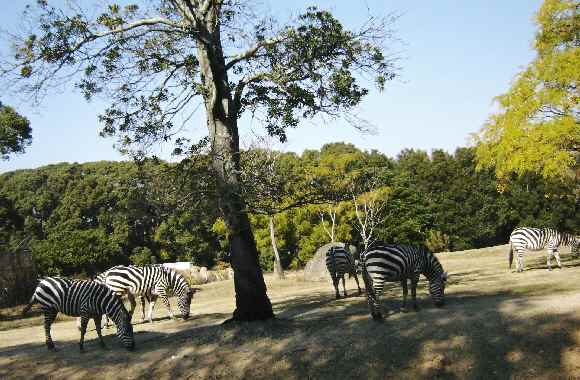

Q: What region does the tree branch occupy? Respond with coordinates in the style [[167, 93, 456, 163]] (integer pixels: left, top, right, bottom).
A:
[[225, 34, 287, 71]]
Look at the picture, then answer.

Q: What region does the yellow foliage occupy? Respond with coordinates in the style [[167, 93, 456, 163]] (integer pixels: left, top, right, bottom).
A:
[[475, 0, 580, 180]]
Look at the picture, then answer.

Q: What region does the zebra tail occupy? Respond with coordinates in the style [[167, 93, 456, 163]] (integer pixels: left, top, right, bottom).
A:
[[508, 243, 514, 269], [21, 296, 35, 316]]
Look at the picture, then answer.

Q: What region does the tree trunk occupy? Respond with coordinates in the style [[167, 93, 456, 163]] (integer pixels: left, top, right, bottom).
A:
[[196, 26, 273, 321], [269, 216, 285, 280]]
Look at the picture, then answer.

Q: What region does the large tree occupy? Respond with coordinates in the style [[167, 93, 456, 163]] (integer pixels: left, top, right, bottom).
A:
[[1, 1, 397, 321], [475, 0, 579, 180], [0, 102, 32, 160]]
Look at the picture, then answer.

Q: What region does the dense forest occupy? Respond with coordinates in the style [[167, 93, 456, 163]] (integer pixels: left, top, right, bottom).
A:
[[1, 142, 577, 277]]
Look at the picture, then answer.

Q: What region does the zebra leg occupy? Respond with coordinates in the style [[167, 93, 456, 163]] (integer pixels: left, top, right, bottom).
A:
[[353, 272, 362, 295], [43, 310, 58, 350], [93, 315, 107, 349], [160, 294, 174, 320], [127, 293, 137, 320], [147, 296, 157, 323], [546, 249, 553, 271], [332, 275, 340, 299], [411, 274, 420, 311], [78, 314, 89, 352], [400, 279, 408, 312], [342, 275, 347, 297], [554, 249, 562, 269], [140, 296, 146, 322], [516, 250, 524, 273], [104, 314, 111, 328]]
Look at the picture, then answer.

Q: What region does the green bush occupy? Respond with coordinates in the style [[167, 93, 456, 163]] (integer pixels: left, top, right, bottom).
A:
[[130, 246, 153, 266]]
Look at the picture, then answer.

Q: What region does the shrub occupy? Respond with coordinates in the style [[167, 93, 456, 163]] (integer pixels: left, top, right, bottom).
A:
[[425, 230, 450, 253], [130, 247, 153, 266]]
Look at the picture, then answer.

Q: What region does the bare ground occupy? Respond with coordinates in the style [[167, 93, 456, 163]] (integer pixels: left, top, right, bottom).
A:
[[2, 245, 580, 379]]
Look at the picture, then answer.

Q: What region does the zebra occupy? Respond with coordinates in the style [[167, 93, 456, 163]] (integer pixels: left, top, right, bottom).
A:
[[361, 242, 448, 321], [81, 269, 154, 328], [22, 277, 134, 351], [325, 245, 362, 299], [508, 227, 580, 272], [100, 265, 194, 323]]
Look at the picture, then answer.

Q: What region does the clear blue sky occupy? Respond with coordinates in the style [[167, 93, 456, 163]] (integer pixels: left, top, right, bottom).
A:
[[0, 0, 542, 173]]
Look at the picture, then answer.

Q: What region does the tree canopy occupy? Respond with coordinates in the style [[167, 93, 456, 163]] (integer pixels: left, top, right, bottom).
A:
[[0, 103, 32, 160], [475, 0, 579, 180]]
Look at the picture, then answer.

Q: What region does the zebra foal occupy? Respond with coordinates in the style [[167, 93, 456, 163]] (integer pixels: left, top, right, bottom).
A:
[[22, 277, 134, 351], [325, 245, 362, 299], [361, 242, 448, 320], [509, 227, 580, 272]]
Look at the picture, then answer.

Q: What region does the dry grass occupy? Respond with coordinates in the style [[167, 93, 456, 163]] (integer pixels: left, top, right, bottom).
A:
[[2, 244, 580, 379]]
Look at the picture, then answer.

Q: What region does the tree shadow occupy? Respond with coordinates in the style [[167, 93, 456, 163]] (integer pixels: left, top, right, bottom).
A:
[[526, 254, 580, 271]]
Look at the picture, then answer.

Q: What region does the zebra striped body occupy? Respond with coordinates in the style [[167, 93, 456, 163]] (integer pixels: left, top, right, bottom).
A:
[[509, 227, 580, 272], [325, 246, 362, 299], [361, 242, 448, 320], [22, 277, 134, 351], [101, 265, 194, 322], [90, 268, 154, 327]]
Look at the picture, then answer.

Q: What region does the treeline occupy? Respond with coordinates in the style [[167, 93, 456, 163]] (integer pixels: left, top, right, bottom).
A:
[[1, 142, 578, 276]]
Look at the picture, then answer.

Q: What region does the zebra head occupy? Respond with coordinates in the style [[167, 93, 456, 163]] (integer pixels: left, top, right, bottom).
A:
[[428, 271, 448, 307], [108, 295, 135, 351], [177, 287, 195, 320], [165, 269, 195, 320]]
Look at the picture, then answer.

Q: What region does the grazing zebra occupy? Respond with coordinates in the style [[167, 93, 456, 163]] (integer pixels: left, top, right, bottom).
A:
[[22, 277, 134, 351], [325, 245, 362, 299], [508, 227, 580, 272], [100, 265, 194, 323], [361, 242, 448, 321]]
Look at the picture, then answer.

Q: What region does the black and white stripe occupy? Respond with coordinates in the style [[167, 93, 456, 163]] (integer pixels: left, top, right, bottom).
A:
[[509, 227, 580, 272], [325, 246, 362, 299], [100, 265, 194, 322], [22, 277, 134, 351], [361, 242, 448, 320]]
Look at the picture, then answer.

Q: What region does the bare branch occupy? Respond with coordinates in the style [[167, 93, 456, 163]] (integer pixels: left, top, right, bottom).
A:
[[225, 34, 287, 71]]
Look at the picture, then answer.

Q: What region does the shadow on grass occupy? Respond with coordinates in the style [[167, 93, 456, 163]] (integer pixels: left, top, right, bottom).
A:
[[525, 254, 580, 271], [1, 274, 580, 379]]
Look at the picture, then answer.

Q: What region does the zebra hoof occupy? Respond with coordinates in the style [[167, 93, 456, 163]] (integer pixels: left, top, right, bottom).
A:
[[371, 312, 383, 321]]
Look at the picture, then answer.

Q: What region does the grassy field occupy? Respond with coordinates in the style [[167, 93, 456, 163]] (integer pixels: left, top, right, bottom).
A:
[[2, 244, 580, 379]]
